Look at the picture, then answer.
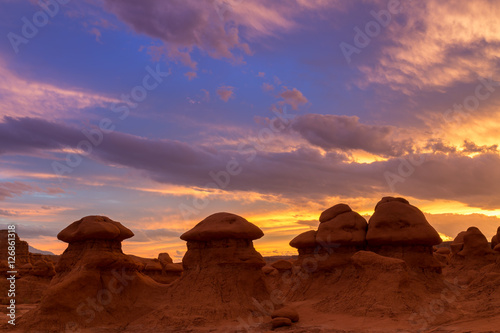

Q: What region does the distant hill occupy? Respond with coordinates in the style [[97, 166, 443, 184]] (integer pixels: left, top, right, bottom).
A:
[[263, 255, 297, 264], [29, 245, 55, 256]]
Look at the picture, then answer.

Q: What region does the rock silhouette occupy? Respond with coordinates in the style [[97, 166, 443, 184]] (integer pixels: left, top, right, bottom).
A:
[[451, 227, 496, 267], [290, 204, 367, 271], [366, 197, 442, 273], [10, 201, 500, 332], [127, 212, 269, 330], [19, 216, 165, 331]]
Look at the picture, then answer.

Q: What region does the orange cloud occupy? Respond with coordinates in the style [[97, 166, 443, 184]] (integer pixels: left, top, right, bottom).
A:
[[358, 0, 500, 92]]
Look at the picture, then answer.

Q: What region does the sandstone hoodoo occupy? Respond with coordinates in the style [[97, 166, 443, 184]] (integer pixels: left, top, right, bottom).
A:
[[164, 212, 269, 321], [290, 204, 367, 271], [366, 197, 443, 273], [491, 226, 500, 249], [19, 216, 164, 331], [316, 203, 367, 269], [450, 231, 467, 254], [451, 227, 497, 267], [289, 230, 318, 270]]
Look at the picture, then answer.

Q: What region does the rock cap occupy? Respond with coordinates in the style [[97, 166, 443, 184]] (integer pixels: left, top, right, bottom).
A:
[[180, 212, 263, 241], [319, 203, 352, 223], [367, 197, 441, 246], [57, 216, 134, 243], [289, 230, 317, 249]]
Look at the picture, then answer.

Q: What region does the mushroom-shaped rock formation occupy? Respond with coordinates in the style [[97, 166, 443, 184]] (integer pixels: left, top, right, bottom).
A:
[[319, 203, 352, 223], [289, 230, 318, 270], [451, 227, 497, 267], [180, 212, 265, 269], [57, 215, 134, 242], [450, 231, 467, 255], [180, 212, 264, 241], [290, 204, 368, 271], [315, 204, 367, 269], [366, 197, 442, 273], [152, 212, 269, 324], [316, 209, 367, 246], [492, 226, 500, 249], [19, 216, 164, 331]]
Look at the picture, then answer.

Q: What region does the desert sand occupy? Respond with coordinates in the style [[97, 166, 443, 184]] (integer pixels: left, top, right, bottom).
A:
[[2, 197, 500, 332]]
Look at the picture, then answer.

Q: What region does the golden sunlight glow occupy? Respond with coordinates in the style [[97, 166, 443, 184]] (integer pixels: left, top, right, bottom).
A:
[[418, 200, 500, 218], [438, 232, 454, 242]]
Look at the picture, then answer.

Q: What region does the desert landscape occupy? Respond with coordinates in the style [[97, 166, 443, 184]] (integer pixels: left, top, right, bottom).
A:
[[1, 0, 500, 332], [2, 197, 500, 332]]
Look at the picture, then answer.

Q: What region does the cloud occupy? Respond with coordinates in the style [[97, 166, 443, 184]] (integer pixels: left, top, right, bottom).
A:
[[128, 228, 182, 242], [216, 85, 235, 102], [0, 209, 15, 217], [278, 87, 308, 110], [184, 71, 198, 81], [89, 27, 102, 43], [0, 181, 65, 201], [296, 220, 318, 227], [103, 0, 252, 67], [257, 72, 266, 77], [102, 0, 342, 67], [424, 139, 457, 154], [426, 213, 500, 240], [462, 140, 498, 154], [2, 117, 500, 210], [0, 60, 118, 119], [262, 82, 275, 92], [200, 89, 210, 102], [0, 182, 38, 200], [292, 114, 413, 157], [357, 0, 500, 93], [0, 223, 58, 239]]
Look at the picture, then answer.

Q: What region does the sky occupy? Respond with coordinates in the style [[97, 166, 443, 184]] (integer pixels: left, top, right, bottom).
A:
[[0, 0, 499, 260]]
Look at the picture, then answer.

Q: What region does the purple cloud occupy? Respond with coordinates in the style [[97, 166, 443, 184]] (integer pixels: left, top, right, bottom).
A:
[[292, 114, 413, 157], [1, 116, 500, 210]]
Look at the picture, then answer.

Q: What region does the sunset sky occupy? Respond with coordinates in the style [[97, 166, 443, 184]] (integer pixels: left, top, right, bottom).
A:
[[0, 0, 499, 260]]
